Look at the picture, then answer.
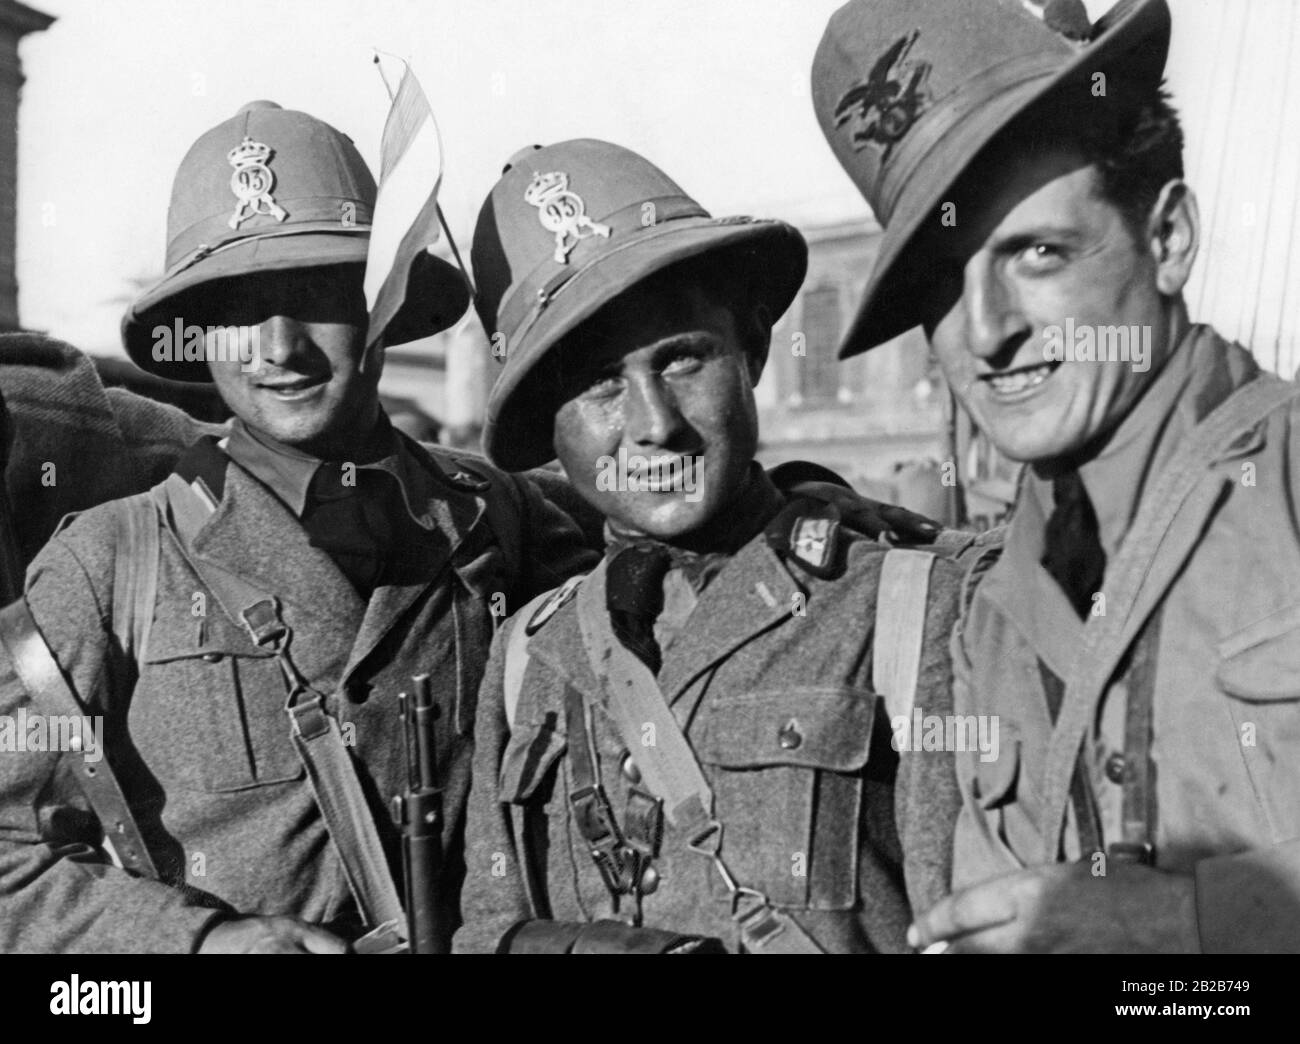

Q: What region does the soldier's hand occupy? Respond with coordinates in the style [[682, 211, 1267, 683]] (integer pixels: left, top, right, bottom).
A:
[[908, 862, 1200, 954], [768, 462, 942, 543], [197, 915, 350, 954]]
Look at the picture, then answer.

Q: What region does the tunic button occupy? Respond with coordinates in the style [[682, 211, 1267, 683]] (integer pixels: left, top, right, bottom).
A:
[[1104, 752, 1126, 784], [620, 751, 642, 784], [778, 720, 803, 750], [639, 864, 660, 895], [201, 652, 223, 663]]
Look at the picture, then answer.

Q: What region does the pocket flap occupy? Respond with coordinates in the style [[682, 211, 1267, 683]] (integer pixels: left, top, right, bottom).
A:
[[144, 608, 275, 664], [694, 687, 876, 772], [1217, 604, 1300, 701], [498, 720, 568, 803]]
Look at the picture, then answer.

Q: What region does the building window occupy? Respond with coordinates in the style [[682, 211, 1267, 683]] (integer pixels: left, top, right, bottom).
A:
[[797, 285, 842, 405]]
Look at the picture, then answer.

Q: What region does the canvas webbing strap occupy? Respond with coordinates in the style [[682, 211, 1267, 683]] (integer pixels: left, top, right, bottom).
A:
[[1041, 376, 1300, 862], [110, 492, 162, 665], [154, 474, 405, 932], [503, 589, 553, 730], [0, 598, 161, 879], [872, 549, 935, 722], [574, 559, 824, 954]]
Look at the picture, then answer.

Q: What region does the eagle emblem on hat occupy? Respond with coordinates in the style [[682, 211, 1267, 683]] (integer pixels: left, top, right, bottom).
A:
[[524, 171, 612, 263], [227, 136, 288, 229], [833, 29, 932, 161]]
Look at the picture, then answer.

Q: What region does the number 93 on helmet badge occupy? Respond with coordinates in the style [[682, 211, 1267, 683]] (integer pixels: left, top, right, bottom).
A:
[[525, 171, 611, 263], [227, 136, 288, 229]]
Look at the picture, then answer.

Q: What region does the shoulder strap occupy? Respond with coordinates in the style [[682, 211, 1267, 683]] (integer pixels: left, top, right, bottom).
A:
[[871, 548, 935, 723], [110, 492, 162, 664], [1041, 375, 1300, 862], [502, 589, 553, 731], [573, 561, 824, 954], [0, 598, 160, 879]]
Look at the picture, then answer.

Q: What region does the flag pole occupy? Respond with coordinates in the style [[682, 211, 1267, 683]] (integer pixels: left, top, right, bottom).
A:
[[370, 50, 476, 298]]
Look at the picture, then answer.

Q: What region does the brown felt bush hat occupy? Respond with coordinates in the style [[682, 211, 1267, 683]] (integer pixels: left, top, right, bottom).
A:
[[473, 139, 807, 471], [812, 0, 1171, 358], [122, 100, 468, 382]]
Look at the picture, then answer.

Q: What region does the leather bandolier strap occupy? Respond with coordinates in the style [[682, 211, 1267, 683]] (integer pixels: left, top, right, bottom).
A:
[[0, 598, 160, 879]]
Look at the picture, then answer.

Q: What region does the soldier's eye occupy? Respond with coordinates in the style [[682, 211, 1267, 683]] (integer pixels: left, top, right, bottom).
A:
[[662, 352, 704, 376], [580, 373, 622, 399], [1018, 243, 1066, 272]]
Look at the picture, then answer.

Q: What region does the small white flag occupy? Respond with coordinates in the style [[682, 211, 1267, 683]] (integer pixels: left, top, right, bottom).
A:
[[364, 63, 446, 347]]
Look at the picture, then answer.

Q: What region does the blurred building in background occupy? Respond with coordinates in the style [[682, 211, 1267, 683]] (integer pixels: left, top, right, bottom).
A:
[[0, 1, 50, 330], [5, 0, 1292, 532]]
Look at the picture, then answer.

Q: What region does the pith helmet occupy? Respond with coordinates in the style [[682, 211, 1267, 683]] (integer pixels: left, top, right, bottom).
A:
[[122, 100, 469, 381], [812, 0, 1171, 358], [474, 138, 807, 471]]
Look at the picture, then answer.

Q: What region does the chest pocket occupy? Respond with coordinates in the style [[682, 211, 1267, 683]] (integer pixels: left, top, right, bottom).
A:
[[132, 608, 304, 792], [692, 686, 877, 910], [1217, 604, 1300, 844]]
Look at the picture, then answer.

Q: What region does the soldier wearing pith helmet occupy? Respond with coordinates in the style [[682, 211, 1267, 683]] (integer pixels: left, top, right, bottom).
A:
[[455, 139, 964, 953], [814, 0, 1300, 952], [0, 101, 596, 953]]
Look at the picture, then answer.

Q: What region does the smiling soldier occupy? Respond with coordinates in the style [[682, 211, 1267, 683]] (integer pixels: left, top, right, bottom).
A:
[[455, 140, 963, 954], [814, 0, 1300, 951], [0, 101, 599, 953]]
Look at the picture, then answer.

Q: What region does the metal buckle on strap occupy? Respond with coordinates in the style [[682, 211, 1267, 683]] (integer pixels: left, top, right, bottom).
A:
[[241, 597, 287, 647], [1107, 840, 1155, 866], [623, 789, 664, 858], [733, 890, 789, 947], [570, 784, 641, 896]]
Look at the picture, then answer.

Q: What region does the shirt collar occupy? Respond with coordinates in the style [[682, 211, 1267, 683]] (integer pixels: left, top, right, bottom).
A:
[[224, 413, 438, 529], [986, 323, 1246, 671]]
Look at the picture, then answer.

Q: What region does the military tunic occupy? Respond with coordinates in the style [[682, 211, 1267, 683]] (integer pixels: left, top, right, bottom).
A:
[[0, 417, 596, 952], [457, 475, 963, 953], [952, 325, 1300, 952]]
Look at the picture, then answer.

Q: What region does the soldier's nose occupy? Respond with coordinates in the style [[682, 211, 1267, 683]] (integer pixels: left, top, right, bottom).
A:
[[256, 315, 314, 370], [963, 258, 1030, 361], [626, 373, 686, 448]]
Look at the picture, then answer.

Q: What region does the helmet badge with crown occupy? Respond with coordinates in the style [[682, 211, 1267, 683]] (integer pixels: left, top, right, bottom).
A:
[[523, 170, 611, 263], [227, 135, 288, 229]]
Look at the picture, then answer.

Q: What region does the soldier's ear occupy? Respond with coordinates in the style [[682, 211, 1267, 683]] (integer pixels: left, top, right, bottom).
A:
[[744, 303, 772, 384], [1147, 180, 1199, 297]]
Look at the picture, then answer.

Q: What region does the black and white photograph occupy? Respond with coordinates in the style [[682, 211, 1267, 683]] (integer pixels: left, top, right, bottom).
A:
[[0, 0, 1295, 1016]]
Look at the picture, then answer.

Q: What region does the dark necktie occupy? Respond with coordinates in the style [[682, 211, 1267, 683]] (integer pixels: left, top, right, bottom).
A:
[[303, 464, 397, 597], [1040, 470, 1106, 620], [606, 542, 673, 674]]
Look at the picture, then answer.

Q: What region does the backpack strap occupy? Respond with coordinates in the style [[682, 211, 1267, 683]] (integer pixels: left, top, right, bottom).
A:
[[110, 492, 162, 664], [152, 472, 406, 933], [572, 560, 825, 955], [502, 576, 584, 731], [871, 548, 936, 723]]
